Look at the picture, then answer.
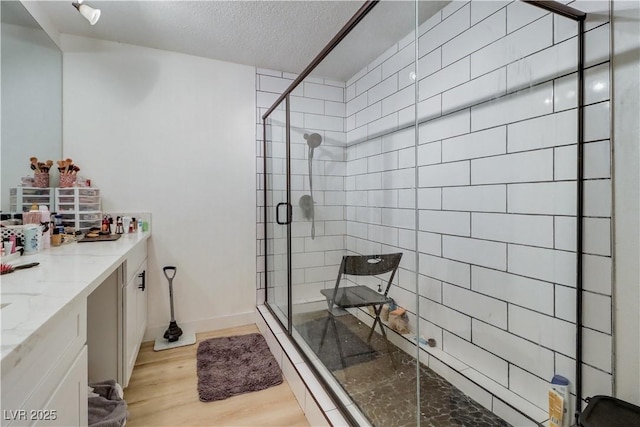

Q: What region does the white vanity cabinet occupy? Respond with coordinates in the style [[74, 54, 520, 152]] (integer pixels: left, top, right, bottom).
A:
[[1, 299, 88, 426], [121, 240, 148, 388], [86, 238, 148, 388], [2, 232, 151, 427], [123, 259, 147, 386]]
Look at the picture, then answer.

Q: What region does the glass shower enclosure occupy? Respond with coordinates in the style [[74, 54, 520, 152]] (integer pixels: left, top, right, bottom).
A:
[[263, 1, 591, 425]]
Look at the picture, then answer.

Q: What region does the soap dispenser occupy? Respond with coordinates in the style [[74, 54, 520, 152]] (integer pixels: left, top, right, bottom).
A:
[[39, 206, 50, 249]]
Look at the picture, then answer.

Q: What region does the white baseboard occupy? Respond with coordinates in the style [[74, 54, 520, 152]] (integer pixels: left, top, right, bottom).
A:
[[143, 310, 257, 342]]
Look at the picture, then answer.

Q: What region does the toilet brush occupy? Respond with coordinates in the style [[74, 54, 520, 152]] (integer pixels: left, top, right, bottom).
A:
[[154, 266, 196, 351]]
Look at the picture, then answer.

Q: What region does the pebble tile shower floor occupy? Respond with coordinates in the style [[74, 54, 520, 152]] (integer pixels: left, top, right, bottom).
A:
[[294, 311, 511, 427]]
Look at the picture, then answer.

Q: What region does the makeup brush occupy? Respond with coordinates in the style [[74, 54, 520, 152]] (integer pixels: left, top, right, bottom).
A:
[[30, 157, 40, 172], [0, 262, 40, 275]]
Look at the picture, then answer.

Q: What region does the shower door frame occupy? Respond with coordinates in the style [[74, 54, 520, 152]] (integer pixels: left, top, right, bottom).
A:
[[262, 4, 379, 424], [262, 0, 588, 423], [263, 97, 292, 331]]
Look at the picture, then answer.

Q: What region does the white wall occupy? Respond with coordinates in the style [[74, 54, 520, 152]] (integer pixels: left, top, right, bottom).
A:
[[612, 0, 640, 405], [62, 35, 257, 337]]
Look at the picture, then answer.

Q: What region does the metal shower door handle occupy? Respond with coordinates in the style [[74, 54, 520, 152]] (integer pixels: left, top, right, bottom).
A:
[[276, 202, 291, 225]]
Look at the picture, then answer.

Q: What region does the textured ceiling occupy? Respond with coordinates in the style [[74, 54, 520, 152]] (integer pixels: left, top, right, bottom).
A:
[[33, 1, 447, 82]]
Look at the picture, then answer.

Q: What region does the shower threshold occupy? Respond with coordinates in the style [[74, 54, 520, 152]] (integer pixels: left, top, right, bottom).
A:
[[292, 309, 512, 427]]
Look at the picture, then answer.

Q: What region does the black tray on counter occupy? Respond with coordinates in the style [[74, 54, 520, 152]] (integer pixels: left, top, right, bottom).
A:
[[78, 234, 121, 243]]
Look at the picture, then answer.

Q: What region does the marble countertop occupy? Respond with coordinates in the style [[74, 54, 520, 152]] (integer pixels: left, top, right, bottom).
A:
[[0, 231, 150, 370]]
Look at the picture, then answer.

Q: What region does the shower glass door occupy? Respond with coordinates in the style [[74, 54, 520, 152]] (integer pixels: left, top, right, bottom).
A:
[[264, 1, 589, 426], [287, 2, 421, 424], [288, 96, 347, 318], [264, 98, 290, 327]]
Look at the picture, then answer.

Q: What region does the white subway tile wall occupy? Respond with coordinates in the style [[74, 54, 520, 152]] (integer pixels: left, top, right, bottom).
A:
[[341, 0, 612, 419], [257, 71, 346, 309], [257, 0, 612, 423]]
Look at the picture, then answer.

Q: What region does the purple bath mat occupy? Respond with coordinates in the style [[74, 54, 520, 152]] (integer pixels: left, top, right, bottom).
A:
[[197, 333, 282, 402]]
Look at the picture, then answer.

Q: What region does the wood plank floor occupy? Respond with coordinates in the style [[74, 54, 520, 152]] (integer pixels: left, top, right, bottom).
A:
[[124, 324, 310, 427]]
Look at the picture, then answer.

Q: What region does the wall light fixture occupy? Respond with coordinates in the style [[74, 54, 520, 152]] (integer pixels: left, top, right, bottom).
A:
[[72, 0, 100, 25]]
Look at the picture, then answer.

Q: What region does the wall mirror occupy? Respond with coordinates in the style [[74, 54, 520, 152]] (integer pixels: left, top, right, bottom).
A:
[[1, 0, 63, 211]]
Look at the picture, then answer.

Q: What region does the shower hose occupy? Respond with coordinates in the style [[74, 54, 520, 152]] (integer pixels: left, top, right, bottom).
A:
[[308, 146, 316, 239]]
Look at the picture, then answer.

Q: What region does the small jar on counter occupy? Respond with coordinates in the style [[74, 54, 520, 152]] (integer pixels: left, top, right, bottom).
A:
[[51, 228, 62, 247]]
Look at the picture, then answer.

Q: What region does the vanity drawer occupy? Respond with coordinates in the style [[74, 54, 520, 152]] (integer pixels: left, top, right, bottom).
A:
[[16, 347, 88, 427], [1, 298, 87, 416], [125, 240, 147, 284]]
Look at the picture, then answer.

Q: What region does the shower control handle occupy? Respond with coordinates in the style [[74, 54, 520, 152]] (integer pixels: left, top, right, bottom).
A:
[[276, 202, 292, 225]]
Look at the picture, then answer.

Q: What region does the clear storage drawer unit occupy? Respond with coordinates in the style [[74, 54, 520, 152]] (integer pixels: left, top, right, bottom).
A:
[[55, 188, 101, 232], [9, 187, 54, 212]]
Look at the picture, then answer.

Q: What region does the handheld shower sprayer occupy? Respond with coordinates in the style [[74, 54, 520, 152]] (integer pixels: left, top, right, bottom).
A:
[[300, 133, 322, 239]]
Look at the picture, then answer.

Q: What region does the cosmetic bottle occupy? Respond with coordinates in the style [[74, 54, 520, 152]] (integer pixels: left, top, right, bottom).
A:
[[39, 206, 50, 249], [549, 375, 571, 427]]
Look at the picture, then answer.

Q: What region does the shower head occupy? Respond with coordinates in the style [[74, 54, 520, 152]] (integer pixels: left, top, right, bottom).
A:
[[304, 133, 322, 149]]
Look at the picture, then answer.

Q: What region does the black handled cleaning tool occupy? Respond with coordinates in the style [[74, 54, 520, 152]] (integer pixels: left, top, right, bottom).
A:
[[153, 266, 195, 351], [162, 266, 183, 342]]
